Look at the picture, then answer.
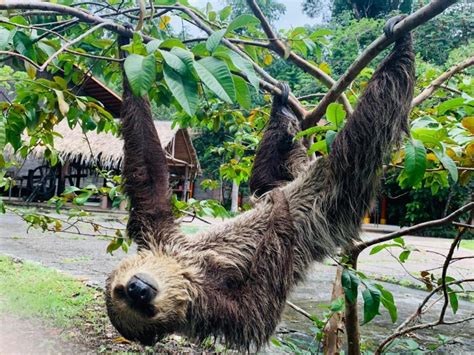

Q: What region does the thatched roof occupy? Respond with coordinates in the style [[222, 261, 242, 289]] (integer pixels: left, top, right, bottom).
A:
[[22, 120, 200, 174]]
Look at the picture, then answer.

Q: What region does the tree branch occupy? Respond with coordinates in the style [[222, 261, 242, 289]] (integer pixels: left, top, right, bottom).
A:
[[355, 201, 474, 251], [411, 55, 474, 107], [0, 50, 41, 70], [304, 0, 458, 128], [245, 0, 353, 118]]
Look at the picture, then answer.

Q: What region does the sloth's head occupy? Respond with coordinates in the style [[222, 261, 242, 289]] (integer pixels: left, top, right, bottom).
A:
[[105, 251, 194, 345]]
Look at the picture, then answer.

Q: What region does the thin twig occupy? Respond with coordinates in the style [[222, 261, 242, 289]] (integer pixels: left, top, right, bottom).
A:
[[412, 55, 474, 107], [355, 202, 474, 251], [39, 22, 109, 71]]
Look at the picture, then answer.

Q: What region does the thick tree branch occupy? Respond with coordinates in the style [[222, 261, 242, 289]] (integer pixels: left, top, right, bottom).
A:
[[246, 0, 353, 117], [304, 0, 459, 128], [355, 201, 473, 252], [411, 55, 474, 107]]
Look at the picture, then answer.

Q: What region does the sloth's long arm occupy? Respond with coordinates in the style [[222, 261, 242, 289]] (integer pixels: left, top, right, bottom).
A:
[[326, 31, 415, 227], [121, 77, 175, 248]]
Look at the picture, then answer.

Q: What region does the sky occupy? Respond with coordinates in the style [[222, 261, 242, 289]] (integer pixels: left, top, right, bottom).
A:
[[174, 0, 326, 36]]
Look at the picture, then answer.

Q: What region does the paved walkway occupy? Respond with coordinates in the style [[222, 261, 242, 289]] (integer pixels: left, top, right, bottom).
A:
[[0, 210, 473, 351]]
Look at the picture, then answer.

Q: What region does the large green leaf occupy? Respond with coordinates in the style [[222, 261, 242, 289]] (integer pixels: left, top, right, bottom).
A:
[[438, 97, 465, 115], [375, 284, 397, 323], [171, 47, 195, 72], [227, 51, 260, 91], [194, 57, 235, 103], [233, 75, 251, 109], [163, 63, 198, 117], [227, 14, 260, 32], [326, 102, 346, 129], [13, 31, 36, 61], [206, 29, 226, 53], [404, 138, 427, 186], [124, 54, 156, 96], [432, 148, 458, 182], [362, 286, 381, 324], [159, 50, 187, 75], [341, 269, 360, 303]]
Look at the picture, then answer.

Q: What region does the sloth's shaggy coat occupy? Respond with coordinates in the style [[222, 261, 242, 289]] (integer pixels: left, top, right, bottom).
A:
[[106, 30, 415, 350]]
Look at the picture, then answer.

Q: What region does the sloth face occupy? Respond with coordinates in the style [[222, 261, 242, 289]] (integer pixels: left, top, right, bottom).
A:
[[105, 251, 194, 345]]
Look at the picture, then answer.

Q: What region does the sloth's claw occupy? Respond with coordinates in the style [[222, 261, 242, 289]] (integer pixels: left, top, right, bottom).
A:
[[383, 15, 407, 38]]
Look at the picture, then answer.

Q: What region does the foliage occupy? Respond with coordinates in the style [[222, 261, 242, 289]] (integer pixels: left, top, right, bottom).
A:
[[303, 0, 413, 20], [223, 0, 286, 24]]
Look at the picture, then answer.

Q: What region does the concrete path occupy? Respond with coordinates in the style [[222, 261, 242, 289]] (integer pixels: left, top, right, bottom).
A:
[[1, 210, 473, 351]]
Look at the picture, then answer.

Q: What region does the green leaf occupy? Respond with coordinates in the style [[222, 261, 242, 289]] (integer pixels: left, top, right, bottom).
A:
[[124, 54, 156, 96], [326, 130, 337, 152], [159, 50, 187, 75], [271, 338, 282, 347], [145, 39, 163, 54], [163, 63, 198, 117], [13, 31, 36, 61], [194, 57, 235, 103], [308, 140, 327, 155], [404, 138, 427, 186], [73, 191, 93, 205], [326, 103, 346, 128], [295, 125, 337, 139], [341, 269, 360, 303], [0, 28, 10, 50], [393, 237, 405, 246], [227, 14, 260, 32], [448, 290, 458, 314], [329, 297, 345, 312], [370, 243, 401, 255], [233, 75, 251, 109], [206, 29, 226, 53], [227, 51, 259, 91], [0, 198, 5, 214], [170, 47, 195, 71], [432, 148, 458, 182], [220, 5, 232, 20], [54, 89, 69, 116], [362, 286, 381, 324], [375, 285, 398, 323], [0, 119, 5, 151], [399, 250, 411, 263], [438, 97, 465, 115]]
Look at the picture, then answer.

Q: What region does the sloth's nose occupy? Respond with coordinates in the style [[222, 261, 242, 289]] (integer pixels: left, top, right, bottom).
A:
[[126, 274, 157, 305]]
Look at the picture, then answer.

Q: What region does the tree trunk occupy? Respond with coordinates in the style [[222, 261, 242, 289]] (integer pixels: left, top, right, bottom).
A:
[[345, 251, 361, 355], [323, 266, 345, 354]]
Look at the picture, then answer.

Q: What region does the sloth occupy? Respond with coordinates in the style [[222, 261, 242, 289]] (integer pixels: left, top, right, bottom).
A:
[[105, 16, 414, 350], [249, 82, 309, 197]]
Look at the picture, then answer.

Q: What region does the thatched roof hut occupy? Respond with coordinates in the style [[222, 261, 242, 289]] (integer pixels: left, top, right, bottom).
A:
[[35, 120, 200, 175]]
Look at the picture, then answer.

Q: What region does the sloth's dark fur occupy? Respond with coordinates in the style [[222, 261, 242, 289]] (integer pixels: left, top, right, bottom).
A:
[[106, 23, 414, 351], [249, 83, 308, 197]]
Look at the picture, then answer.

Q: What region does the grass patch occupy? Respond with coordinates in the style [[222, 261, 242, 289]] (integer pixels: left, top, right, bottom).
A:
[[0, 256, 97, 328], [460, 240, 474, 251]]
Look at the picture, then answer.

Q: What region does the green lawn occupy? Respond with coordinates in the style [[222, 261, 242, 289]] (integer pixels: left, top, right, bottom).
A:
[[460, 240, 474, 251], [0, 256, 97, 327]]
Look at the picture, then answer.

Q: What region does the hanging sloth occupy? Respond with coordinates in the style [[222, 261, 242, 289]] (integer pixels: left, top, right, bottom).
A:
[[105, 16, 415, 350]]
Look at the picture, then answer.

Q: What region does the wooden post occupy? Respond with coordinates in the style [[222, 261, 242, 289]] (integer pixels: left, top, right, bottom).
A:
[[75, 166, 81, 187], [182, 166, 189, 201], [380, 196, 388, 224], [57, 162, 67, 195]]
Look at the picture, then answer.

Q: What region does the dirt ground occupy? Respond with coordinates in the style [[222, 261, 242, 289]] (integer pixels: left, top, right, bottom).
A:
[[0, 210, 473, 353]]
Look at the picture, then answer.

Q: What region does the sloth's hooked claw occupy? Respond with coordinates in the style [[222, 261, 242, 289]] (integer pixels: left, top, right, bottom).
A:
[[383, 15, 407, 38]]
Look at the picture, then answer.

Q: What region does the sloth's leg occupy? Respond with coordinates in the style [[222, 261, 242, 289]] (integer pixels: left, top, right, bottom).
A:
[[249, 83, 309, 197], [325, 16, 414, 230], [120, 52, 176, 249]]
